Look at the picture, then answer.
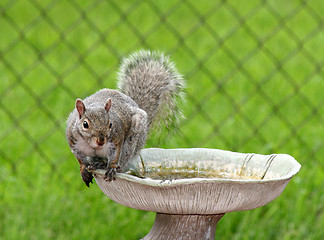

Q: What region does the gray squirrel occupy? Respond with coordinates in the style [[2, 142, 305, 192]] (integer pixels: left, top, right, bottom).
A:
[[66, 50, 185, 187]]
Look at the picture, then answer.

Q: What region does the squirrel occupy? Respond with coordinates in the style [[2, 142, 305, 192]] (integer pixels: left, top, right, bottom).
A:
[[66, 50, 185, 187]]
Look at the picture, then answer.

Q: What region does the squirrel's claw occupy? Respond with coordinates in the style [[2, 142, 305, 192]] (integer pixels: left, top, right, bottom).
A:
[[104, 166, 120, 181], [104, 168, 116, 181]]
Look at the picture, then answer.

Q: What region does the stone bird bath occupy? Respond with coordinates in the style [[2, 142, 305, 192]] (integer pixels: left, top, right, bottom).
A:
[[93, 148, 301, 240]]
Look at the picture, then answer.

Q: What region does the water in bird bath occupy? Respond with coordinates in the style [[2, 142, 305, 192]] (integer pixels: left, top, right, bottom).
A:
[[130, 160, 265, 181]]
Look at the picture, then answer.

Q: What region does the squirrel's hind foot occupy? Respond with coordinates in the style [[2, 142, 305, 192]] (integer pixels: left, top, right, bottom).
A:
[[81, 169, 93, 187]]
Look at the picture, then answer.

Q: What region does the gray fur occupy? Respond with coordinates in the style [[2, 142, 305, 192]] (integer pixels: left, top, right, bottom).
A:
[[66, 50, 185, 186], [117, 50, 185, 134]]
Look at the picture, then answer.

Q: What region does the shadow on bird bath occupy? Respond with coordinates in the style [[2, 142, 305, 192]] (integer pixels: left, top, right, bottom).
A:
[[94, 148, 301, 240]]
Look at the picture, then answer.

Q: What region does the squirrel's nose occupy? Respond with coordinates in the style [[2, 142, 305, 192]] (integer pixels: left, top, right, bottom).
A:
[[96, 136, 105, 146]]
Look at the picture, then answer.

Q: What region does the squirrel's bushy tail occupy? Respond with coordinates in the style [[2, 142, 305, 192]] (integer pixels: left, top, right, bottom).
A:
[[117, 50, 185, 135]]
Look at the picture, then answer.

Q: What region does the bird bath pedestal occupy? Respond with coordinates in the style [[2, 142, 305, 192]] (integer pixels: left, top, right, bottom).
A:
[[94, 148, 301, 240]]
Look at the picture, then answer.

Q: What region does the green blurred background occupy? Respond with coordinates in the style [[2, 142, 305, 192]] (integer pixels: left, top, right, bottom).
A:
[[0, 0, 323, 239]]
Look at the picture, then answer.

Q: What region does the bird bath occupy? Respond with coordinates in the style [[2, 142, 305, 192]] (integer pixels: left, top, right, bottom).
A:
[[93, 148, 301, 240]]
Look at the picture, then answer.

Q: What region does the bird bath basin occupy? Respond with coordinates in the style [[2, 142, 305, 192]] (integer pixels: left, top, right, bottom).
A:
[[93, 148, 301, 240]]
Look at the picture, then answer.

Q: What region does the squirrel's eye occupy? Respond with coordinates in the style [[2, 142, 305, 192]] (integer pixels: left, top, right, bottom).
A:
[[83, 120, 89, 129], [109, 122, 112, 129]]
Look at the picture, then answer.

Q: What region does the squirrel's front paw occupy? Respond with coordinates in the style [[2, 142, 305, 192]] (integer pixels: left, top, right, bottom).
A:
[[104, 166, 120, 181]]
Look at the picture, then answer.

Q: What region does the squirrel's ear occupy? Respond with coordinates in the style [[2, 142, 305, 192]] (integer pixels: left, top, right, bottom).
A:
[[105, 98, 112, 112], [75, 99, 85, 119]]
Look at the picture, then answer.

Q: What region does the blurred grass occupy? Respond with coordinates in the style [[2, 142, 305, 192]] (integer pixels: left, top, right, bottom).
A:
[[0, 0, 323, 239]]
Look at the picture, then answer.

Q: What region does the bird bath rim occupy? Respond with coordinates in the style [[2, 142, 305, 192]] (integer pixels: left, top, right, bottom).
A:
[[93, 148, 300, 215], [94, 147, 301, 186], [95, 167, 298, 186]]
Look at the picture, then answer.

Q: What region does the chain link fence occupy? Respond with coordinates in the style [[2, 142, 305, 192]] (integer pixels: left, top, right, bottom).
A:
[[0, 0, 323, 183]]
